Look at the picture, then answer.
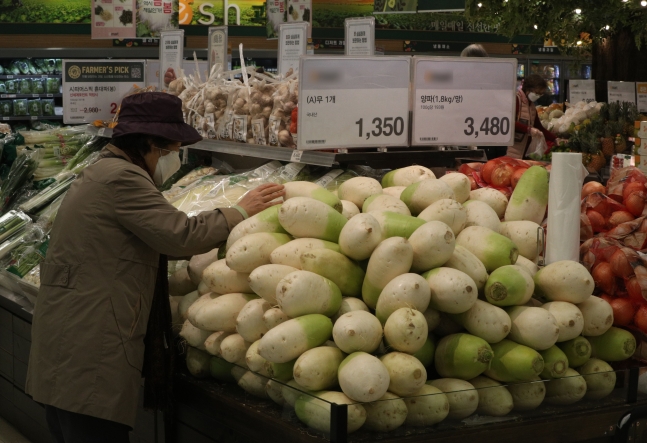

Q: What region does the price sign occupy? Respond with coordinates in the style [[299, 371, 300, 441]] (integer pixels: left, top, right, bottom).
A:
[[159, 30, 184, 92], [298, 56, 410, 150], [345, 17, 375, 56], [412, 57, 516, 146], [62, 59, 145, 124], [637, 82, 647, 113], [208, 26, 228, 74], [278, 22, 309, 75], [569, 80, 596, 104], [608, 81, 636, 105]]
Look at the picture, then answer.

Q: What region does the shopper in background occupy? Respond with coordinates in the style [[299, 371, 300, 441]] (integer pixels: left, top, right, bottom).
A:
[[25, 92, 285, 443], [460, 43, 488, 57], [508, 74, 557, 159]]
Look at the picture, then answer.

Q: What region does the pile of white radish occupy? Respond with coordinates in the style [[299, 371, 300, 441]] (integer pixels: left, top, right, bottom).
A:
[[169, 164, 635, 435]]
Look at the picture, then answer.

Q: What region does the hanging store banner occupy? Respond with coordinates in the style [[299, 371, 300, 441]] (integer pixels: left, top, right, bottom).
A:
[[62, 59, 145, 124], [136, 0, 179, 37], [298, 56, 411, 149], [266, 0, 287, 39], [411, 56, 517, 146], [417, 0, 464, 12], [374, 0, 417, 14], [636, 83, 647, 113], [92, 0, 136, 39], [159, 30, 184, 91], [568, 79, 596, 104], [608, 81, 636, 105], [345, 17, 375, 56]]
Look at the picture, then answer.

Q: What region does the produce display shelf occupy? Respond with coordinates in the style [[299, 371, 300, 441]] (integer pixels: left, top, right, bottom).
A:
[[1, 116, 63, 121], [0, 94, 61, 99], [0, 74, 62, 80]]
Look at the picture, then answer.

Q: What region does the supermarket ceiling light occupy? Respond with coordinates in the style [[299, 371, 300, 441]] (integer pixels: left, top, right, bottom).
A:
[[575, 8, 581, 13], [642, 1, 647, 6], [477, 2, 483, 6], [533, 24, 538, 29], [605, 25, 610, 29], [576, 40, 583, 45]]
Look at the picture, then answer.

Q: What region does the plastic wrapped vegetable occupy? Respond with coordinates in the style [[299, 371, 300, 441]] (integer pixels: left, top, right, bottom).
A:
[[5, 80, 16, 94], [0, 224, 43, 264], [41, 99, 55, 116], [0, 65, 4, 75], [0, 101, 11, 117], [31, 78, 45, 94], [22, 264, 41, 287], [46, 77, 60, 94], [0, 149, 41, 211], [20, 173, 76, 215], [13, 99, 28, 116], [6, 236, 48, 278], [0, 82, 5, 94], [0, 211, 32, 244], [28, 100, 42, 117], [19, 78, 32, 95]]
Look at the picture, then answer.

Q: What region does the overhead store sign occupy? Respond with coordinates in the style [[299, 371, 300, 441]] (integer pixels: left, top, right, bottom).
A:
[[62, 59, 145, 124], [417, 0, 465, 12], [92, 0, 136, 39]]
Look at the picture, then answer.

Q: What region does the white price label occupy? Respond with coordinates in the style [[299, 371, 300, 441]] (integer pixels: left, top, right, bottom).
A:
[[290, 150, 304, 162], [278, 22, 309, 75], [298, 56, 410, 150], [159, 30, 184, 92], [569, 80, 596, 104], [208, 27, 228, 73], [345, 17, 375, 56], [412, 57, 517, 146], [97, 128, 106, 137], [608, 81, 636, 105], [637, 83, 647, 113]]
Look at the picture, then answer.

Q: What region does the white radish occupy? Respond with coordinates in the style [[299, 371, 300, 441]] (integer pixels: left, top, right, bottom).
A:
[[469, 376, 514, 416], [380, 352, 427, 396], [248, 264, 299, 304], [258, 314, 333, 363], [332, 297, 370, 322], [180, 320, 211, 350], [541, 301, 584, 342], [403, 385, 450, 426], [469, 188, 509, 219], [263, 307, 289, 330], [294, 391, 367, 434], [188, 248, 219, 285], [507, 306, 560, 350], [191, 293, 258, 332], [197, 281, 210, 295], [169, 267, 197, 297], [463, 200, 501, 233], [439, 173, 471, 203], [400, 179, 455, 215], [231, 367, 270, 399], [338, 213, 383, 261], [245, 340, 269, 374], [204, 331, 232, 356], [282, 380, 311, 408], [544, 368, 587, 405], [418, 199, 467, 235], [577, 296, 614, 337], [382, 165, 435, 187], [443, 245, 489, 293], [278, 197, 347, 242], [178, 290, 200, 321], [276, 270, 342, 318], [202, 259, 252, 294], [515, 255, 539, 276], [424, 267, 478, 314], [499, 221, 543, 261], [283, 181, 343, 212], [456, 226, 519, 272], [338, 177, 383, 208], [408, 221, 456, 272], [236, 298, 271, 342], [362, 194, 411, 216], [219, 334, 251, 364], [186, 347, 211, 378], [300, 249, 365, 297], [362, 392, 408, 432], [384, 308, 428, 354], [341, 200, 360, 219], [333, 311, 383, 354], [506, 377, 546, 411], [382, 186, 406, 199], [225, 205, 287, 251], [450, 299, 511, 344], [534, 260, 594, 304], [375, 273, 431, 324], [427, 378, 479, 420], [270, 238, 341, 269], [226, 233, 292, 273], [338, 352, 390, 402], [293, 346, 345, 391], [362, 237, 414, 309], [265, 379, 287, 406]]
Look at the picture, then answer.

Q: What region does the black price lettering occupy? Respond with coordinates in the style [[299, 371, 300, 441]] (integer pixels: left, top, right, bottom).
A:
[[355, 117, 405, 140], [463, 117, 510, 138]]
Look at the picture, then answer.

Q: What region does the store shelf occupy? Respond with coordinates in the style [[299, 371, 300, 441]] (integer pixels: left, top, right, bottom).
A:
[[0, 94, 61, 99], [0, 74, 61, 80], [0, 116, 63, 121]]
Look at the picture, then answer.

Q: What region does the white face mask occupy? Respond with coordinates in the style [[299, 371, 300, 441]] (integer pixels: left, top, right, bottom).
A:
[[153, 149, 181, 186], [527, 92, 541, 102]]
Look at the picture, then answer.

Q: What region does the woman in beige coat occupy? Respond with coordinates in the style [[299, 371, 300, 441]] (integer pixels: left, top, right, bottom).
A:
[[25, 92, 285, 443]]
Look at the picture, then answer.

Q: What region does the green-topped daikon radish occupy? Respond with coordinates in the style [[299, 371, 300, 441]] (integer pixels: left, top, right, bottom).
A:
[[577, 296, 614, 337], [418, 199, 467, 236], [270, 238, 341, 269], [504, 165, 549, 225], [375, 273, 431, 324], [380, 351, 427, 396], [435, 333, 493, 380], [423, 267, 478, 314], [204, 331, 231, 356], [248, 264, 298, 304], [226, 233, 292, 273], [588, 327, 636, 361], [332, 297, 370, 322], [455, 226, 519, 273], [282, 379, 311, 408], [424, 308, 441, 332], [382, 186, 406, 199], [293, 346, 345, 391], [338, 177, 383, 208], [188, 248, 220, 285], [382, 165, 435, 188], [579, 358, 616, 400], [295, 391, 367, 434], [225, 205, 288, 251], [209, 356, 235, 382], [439, 172, 471, 203], [263, 307, 289, 330], [485, 265, 534, 307], [414, 335, 436, 367], [544, 368, 587, 405], [341, 200, 360, 220], [443, 245, 489, 293], [278, 197, 347, 243], [265, 379, 287, 406], [180, 320, 211, 350], [463, 200, 501, 233], [231, 367, 270, 399], [515, 255, 539, 276], [259, 314, 333, 363], [485, 339, 544, 382], [499, 221, 542, 261], [449, 299, 511, 344], [409, 221, 455, 273], [507, 306, 559, 351], [219, 333, 252, 364], [283, 181, 343, 212], [541, 302, 584, 342], [202, 259, 252, 294], [506, 376, 545, 411], [191, 293, 258, 332], [468, 376, 514, 416], [404, 385, 450, 428], [371, 211, 427, 239], [333, 311, 383, 354], [338, 213, 382, 261], [300, 249, 365, 297], [539, 345, 569, 379], [427, 378, 479, 420], [236, 298, 271, 342], [338, 352, 390, 402], [400, 179, 455, 215], [276, 270, 342, 318], [363, 194, 411, 215], [384, 308, 428, 354], [186, 347, 211, 378], [245, 340, 270, 375], [362, 237, 413, 309], [469, 188, 509, 219], [264, 359, 297, 381], [362, 392, 408, 432], [557, 336, 592, 367], [178, 290, 200, 322], [534, 260, 594, 304]]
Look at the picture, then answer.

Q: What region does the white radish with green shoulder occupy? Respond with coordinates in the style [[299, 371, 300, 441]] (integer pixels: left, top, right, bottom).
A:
[[276, 270, 342, 318], [463, 200, 502, 233], [544, 368, 587, 405], [362, 236, 414, 309], [180, 320, 211, 350], [332, 297, 370, 322], [190, 293, 258, 333], [375, 273, 431, 324], [469, 376, 514, 416], [408, 221, 456, 273], [236, 298, 271, 342], [225, 205, 287, 251], [417, 199, 467, 236], [226, 232, 292, 273], [202, 259, 252, 294], [333, 310, 383, 354], [469, 188, 509, 219], [424, 267, 478, 314], [283, 181, 343, 212], [282, 379, 311, 408], [270, 238, 341, 269], [485, 339, 545, 382], [219, 333, 252, 364], [400, 179, 455, 215], [262, 307, 289, 330], [382, 165, 435, 187], [577, 296, 614, 337], [341, 200, 360, 219], [534, 260, 594, 304], [439, 173, 471, 203], [435, 333, 493, 380], [505, 165, 548, 224], [443, 245, 489, 293], [449, 299, 511, 344], [188, 248, 219, 285], [539, 345, 569, 379], [338, 213, 383, 261], [579, 358, 616, 400], [293, 346, 345, 391], [295, 391, 367, 434], [371, 211, 427, 239], [300, 249, 365, 297], [499, 221, 543, 261], [414, 335, 436, 367], [484, 265, 535, 307], [506, 306, 560, 350], [362, 392, 408, 432], [427, 378, 479, 420], [403, 385, 450, 427], [382, 186, 406, 199], [456, 226, 519, 272], [506, 376, 545, 411], [338, 352, 391, 402], [362, 194, 411, 216], [264, 359, 297, 382], [384, 308, 428, 354], [541, 301, 584, 342], [338, 177, 383, 208], [278, 197, 347, 242], [380, 351, 427, 396], [258, 314, 333, 363], [588, 327, 636, 361], [248, 264, 298, 304]]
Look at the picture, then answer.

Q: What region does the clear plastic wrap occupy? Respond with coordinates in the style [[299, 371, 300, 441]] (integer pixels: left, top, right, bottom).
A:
[[6, 235, 48, 278], [19, 172, 75, 215], [22, 264, 41, 287], [35, 191, 67, 234]]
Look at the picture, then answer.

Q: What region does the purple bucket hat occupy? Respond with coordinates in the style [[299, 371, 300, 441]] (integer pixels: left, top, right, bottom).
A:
[[112, 92, 202, 146]]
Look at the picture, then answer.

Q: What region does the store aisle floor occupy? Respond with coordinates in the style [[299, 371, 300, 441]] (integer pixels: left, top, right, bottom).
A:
[[0, 417, 33, 443]]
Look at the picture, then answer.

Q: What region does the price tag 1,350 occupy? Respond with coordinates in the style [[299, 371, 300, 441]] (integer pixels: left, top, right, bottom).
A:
[[411, 57, 517, 147], [297, 56, 410, 150]]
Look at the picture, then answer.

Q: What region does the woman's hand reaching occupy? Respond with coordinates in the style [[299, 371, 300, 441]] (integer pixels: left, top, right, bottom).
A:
[[237, 183, 285, 217]]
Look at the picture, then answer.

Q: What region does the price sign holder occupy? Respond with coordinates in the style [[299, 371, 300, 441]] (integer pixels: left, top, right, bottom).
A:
[[411, 56, 517, 147], [297, 56, 410, 150], [569, 79, 596, 104], [608, 81, 636, 105], [345, 17, 375, 56], [636, 82, 647, 113], [208, 26, 228, 74], [278, 22, 309, 75], [159, 30, 184, 92]]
